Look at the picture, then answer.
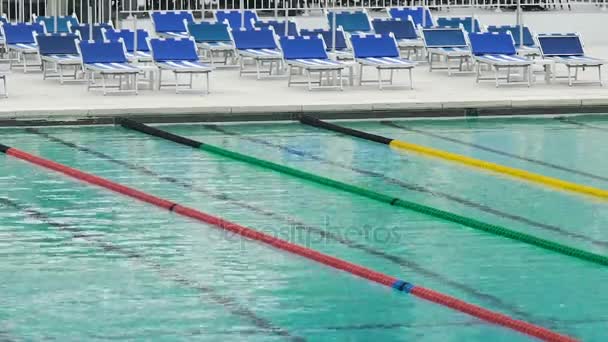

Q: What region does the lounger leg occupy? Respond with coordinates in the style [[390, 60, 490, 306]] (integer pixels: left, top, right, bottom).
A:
[[599, 65, 603, 86], [59, 65, 64, 84], [307, 70, 312, 91], [476, 63, 480, 83], [134, 73, 138, 95], [189, 73, 193, 89], [206, 72, 210, 94], [495, 66, 499, 88], [102, 75, 107, 96], [389, 69, 394, 85], [339, 69, 343, 91], [409, 68, 413, 90], [359, 64, 363, 86], [175, 72, 179, 94], [568, 67, 572, 86], [158, 69, 163, 90], [377, 68, 382, 90]]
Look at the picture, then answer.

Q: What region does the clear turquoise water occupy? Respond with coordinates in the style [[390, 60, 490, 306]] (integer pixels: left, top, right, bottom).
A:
[[1, 115, 607, 341]]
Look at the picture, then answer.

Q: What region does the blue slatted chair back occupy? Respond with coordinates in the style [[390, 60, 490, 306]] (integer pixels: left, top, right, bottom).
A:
[[187, 22, 231, 43], [537, 34, 584, 56], [487, 25, 534, 47], [104, 29, 150, 52], [388, 7, 433, 28], [150, 11, 193, 33], [255, 20, 298, 37], [327, 11, 371, 33], [71, 23, 113, 42], [35, 16, 79, 33], [351, 34, 399, 58], [37, 33, 78, 55], [231, 28, 277, 50], [149, 38, 198, 62], [469, 32, 516, 56], [216, 10, 258, 29], [300, 28, 347, 51], [2, 23, 45, 44], [79, 40, 128, 64], [422, 28, 467, 48], [437, 17, 480, 33], [372, 18, 417, 40], [280, 36, 328, 60]]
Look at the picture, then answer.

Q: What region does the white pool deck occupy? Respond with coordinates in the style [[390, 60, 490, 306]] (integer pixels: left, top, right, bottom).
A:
[[2, 9, 608, 123]]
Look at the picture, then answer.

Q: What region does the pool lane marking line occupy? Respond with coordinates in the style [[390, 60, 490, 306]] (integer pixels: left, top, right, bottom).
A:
[[299, 115, 608, 200], [381, 121, 608, 183], [0, 197, 300, 341], [117, 118, 608, 267], [27, 127, 542, 321], [0, 143, 578, 342], [204, 124, 608, 249]]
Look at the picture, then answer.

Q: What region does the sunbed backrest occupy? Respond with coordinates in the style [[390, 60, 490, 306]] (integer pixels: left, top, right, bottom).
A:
[[187, 22, 231, 43], [231, 28, 277, 50], [437, 16, 480, 33], [469, 32, 516, 56], [79, 40, 127, 64], [299, 28, 347, 51], [2, 23, 45, 44], [104, 29, 150, 52], [71, 23, 113, 42], [216, 10, 258, 29], [537, 34, 584, 56], [255, 20, 298, 37], [327, 11, 371, 33], [487, 25, 534, 47], [280, 36, 328, 60], [351, 34, 399, 58], [372, 18, 417, 40], [37, 33, 78, 55], [422, 28, 467, 48], [35, 15, 79, 33], [149, 37, 198, 62], [388, 7, 433, 28], [150, 11, 193, 33]]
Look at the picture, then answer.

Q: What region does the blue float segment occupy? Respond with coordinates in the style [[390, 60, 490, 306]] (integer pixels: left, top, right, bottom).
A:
[[392, 280, 406, 290]]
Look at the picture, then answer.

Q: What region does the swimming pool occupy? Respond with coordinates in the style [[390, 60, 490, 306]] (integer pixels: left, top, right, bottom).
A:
[[1, 115, 607, 341]]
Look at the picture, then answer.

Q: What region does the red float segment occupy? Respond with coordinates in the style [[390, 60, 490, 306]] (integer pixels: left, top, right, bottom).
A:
[[6, 148, 176, 211], [172, 205, 398, 287], [2, 145, 579, 342], [410, 287, 577, 342]]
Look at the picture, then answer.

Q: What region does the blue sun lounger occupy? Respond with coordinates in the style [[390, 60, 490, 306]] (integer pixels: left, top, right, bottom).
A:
[[469, 32, 533, 87], [0, 15, 7, 45], [35, 33, 81, 83], [255, 20, 299, 38], [537, 33, 605, 86], [33, 14, 79, 33], [147, 37, 213, 94], [102, 28, 152, 62], [388, 7, 434, 28], [230, 27, 283, 79], [421, 27, 471, 75], [280, 35, 347, 90], [186, 21, 235, 66], [437, 16, 481, 33], [77, 40, 141, 95], [327, 10, 372, 34], [350, 33, 416, 89], [300, 27, 351, 60], [372, 18, 422, 59], [215, 10, 259, 30], [0, 22, 45, 72], [69, 22, 113, 42], [487, 25, 539, 57], [150, 11, 193, 38]]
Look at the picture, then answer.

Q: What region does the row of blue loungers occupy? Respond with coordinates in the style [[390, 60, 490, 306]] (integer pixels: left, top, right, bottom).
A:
[[0, 9, 605, 97]]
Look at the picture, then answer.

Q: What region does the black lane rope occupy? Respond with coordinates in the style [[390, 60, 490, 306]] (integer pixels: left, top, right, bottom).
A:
[[203, 125, 608, 249], [0, 197, 302, 341], [381, 121, 608, 183], [26, 127, 546, 324], [555, 117, 608, 133]]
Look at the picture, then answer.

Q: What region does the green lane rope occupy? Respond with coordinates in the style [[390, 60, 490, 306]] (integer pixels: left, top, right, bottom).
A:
[[118, 118, 608, 267]]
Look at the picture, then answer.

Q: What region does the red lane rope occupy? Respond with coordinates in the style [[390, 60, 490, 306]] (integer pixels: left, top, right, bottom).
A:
[[2, 146, 577, 342]]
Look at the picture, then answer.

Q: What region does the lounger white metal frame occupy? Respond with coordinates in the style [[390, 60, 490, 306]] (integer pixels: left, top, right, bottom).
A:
[[34, 33, 82, 84], [421, 27, 472, 75], [229, 27, 284, 80]]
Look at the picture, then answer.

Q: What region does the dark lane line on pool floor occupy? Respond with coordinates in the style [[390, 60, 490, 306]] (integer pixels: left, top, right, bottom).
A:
[[381, 121, 608, 183], [204, 125, 608, 249], [555, 117, 608, 133], [0, 197, 302, 342], [26, 128, 545, 324]]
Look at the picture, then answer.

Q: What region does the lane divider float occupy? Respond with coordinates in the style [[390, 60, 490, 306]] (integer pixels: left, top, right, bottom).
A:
[[299, 115, 608, 200], [0, 142, 577, 342], [117, 118, 608, 267]]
